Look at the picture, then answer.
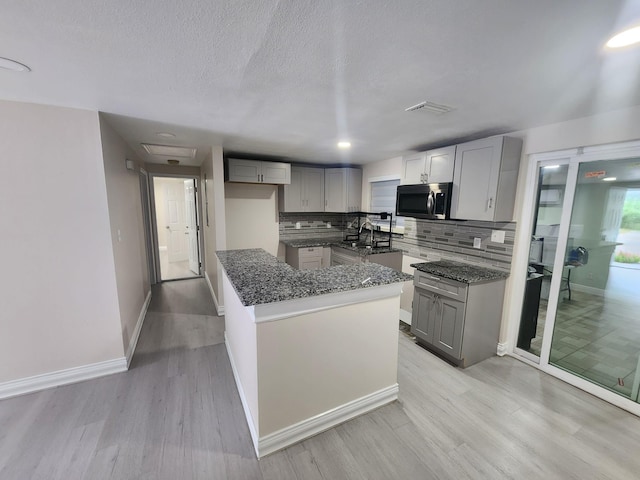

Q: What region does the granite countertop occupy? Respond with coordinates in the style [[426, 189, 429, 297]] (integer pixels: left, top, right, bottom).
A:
[[281, 237, 401, 256], [217, 248, 413, 306], [410, 260, 509, 284]]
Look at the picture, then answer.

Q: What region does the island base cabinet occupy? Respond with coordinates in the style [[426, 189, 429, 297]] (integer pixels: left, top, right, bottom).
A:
[[411, 273, 505, 368]]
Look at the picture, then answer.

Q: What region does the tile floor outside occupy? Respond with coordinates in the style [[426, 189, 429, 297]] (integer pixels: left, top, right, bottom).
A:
[[528, 264, 640, 399]]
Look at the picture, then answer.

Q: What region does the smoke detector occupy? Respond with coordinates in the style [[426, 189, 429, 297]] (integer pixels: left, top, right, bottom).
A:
[[405, 100, 454, 114]]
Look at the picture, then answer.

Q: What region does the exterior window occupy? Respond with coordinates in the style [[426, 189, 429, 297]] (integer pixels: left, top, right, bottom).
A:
[[370, 179, 404, 229]]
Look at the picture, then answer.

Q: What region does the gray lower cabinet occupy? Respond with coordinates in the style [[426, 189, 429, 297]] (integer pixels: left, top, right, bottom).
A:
[[411, 270, 505, 367], [330, 246, 402, 269], [286, 245, 329, 270]]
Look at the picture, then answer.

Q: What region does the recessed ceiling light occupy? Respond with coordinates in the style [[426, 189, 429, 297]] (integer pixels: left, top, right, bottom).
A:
[[0, 57, 30, 72], [606, 25, 640, 48], [543, 165, 560, 170], [156, 132, 176, 138], [337, 141, 351, 149], [602, 177, 617, 182]]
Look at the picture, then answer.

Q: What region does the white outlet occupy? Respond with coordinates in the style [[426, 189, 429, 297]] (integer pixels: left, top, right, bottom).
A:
[[491, 230, 505, 244], [326, 222, 331, 228], [473, 237, 482, 249], [295, 222, 301, 230]]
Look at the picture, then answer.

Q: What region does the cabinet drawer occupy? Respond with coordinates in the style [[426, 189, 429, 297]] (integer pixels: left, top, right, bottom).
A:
[[414, 270, 467, 301], [298, 247, 323, 258]]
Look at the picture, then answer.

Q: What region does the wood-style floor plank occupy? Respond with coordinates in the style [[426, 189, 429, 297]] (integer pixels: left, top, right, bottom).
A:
[[2, 278, 640, 479]]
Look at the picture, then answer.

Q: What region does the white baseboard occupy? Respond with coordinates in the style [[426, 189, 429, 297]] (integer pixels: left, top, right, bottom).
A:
[[0, 357, 127, 400], [225, 333, 398, 459], [224, 334, 259, 455], [205, 271, 225, 316], [497, 342, 509, 356], [399, 308, 412, 325], [258, 383, 399, 458], [126, 290, 152, 367]]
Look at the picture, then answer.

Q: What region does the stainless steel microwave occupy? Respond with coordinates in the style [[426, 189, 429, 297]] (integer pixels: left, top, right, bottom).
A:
[[395, 182, 453, 220]]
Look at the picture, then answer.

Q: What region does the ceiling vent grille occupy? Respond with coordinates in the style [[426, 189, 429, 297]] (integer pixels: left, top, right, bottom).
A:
[[141, 143, 197, 158], [405, 101, 454, 114]]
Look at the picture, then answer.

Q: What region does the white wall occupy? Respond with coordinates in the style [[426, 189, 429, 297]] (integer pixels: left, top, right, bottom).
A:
[[201, 146, 226, 312], [0, 101, 125, 383], [99, 115, 151, 357], [225, 183, 280, 256]]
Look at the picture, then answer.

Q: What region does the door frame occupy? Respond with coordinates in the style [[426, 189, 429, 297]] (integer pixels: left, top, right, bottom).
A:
[[149, 173, 204, 283], [139, 168, 157, 285], [507, 139, 640, 417]]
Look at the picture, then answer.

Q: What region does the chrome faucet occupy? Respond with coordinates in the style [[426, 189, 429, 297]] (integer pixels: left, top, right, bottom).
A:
[[359, 218, 375, 245]]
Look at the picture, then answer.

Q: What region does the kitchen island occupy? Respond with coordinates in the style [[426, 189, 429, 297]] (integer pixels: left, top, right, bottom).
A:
[[217, 248, 412, 458]]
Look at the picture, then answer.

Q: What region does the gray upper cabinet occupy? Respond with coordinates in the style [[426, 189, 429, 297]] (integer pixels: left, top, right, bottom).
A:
[[324, 168, 362, 212], [227, 158, 291, 185], [450, 136, 522, 221], [279, 166, 325, 212], [401, 146, 456, 184]]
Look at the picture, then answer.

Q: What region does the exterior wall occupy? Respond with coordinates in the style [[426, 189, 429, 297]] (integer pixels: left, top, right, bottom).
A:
[[0, 101, 124, 383], [99, 115, 151, 357]]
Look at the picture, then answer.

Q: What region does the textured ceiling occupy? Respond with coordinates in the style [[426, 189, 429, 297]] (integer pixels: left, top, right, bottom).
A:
[[3, 0, 640, 166]]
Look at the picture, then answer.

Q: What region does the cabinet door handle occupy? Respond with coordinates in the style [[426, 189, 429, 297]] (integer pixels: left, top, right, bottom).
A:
[[487, 197, 493, 209]]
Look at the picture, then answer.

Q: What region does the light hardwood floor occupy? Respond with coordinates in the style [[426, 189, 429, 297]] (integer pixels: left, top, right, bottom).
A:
[[2, 278, 640, 479]]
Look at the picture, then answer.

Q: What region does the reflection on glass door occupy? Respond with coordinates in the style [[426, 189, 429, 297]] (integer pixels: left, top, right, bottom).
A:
[[549, 158, 640, 400], [516, 164, 569, 358]]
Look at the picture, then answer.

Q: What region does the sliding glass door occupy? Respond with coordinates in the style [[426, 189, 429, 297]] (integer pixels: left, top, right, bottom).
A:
[[547, 158, 640, 401], [515, 143, 640, 408]]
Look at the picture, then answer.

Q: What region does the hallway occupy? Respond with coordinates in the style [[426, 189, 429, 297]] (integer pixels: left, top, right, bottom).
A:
[[3, 279, 640, 478]]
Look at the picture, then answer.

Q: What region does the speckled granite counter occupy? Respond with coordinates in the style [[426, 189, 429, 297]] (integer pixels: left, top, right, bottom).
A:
[[217, 248, 412, 306], [410, 260, 509, 284], [281, 238, 402, 256]]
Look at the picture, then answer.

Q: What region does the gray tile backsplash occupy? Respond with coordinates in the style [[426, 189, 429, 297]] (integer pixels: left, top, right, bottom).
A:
[[279, 212, 349, 241], [280, 213, 516, 271], [396, 218, 516, 271]]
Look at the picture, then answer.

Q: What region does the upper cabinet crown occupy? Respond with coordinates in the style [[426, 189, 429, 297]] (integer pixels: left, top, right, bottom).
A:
[[450, 136, 522, 222], [401, 146, 456, 185], [226, 158, 291, 185], [324, 168, 362, 212], [279, 166, 325, 212]]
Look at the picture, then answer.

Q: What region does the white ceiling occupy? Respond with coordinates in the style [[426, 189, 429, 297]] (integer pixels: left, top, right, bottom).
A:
[[3, 0, 640, 166]]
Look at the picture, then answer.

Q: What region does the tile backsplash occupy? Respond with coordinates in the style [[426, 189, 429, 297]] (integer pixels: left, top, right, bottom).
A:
[[396, 218, 516, 271], [279, 212, 516, 271], [279, 212, 348, 241]]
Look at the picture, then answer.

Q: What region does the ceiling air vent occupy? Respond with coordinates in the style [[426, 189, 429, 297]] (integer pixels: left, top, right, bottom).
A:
[[141, 143, 197, 158], [405, 101, 454, 114]]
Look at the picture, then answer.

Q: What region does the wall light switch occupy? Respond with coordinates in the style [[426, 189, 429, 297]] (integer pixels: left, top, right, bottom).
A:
[[473, 237, 482, 249], [491, 230, 505, 244], [326, 222, 331, 228], [295, 222, 301, 230]]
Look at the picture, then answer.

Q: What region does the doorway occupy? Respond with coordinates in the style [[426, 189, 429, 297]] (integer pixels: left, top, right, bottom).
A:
[[152, 176, 202, 281], [512, 142, 640, 414]]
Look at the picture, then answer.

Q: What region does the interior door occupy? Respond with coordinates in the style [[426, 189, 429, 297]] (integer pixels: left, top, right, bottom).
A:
[[166, 180, 189, 263], [184, 179, 200, 275]]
